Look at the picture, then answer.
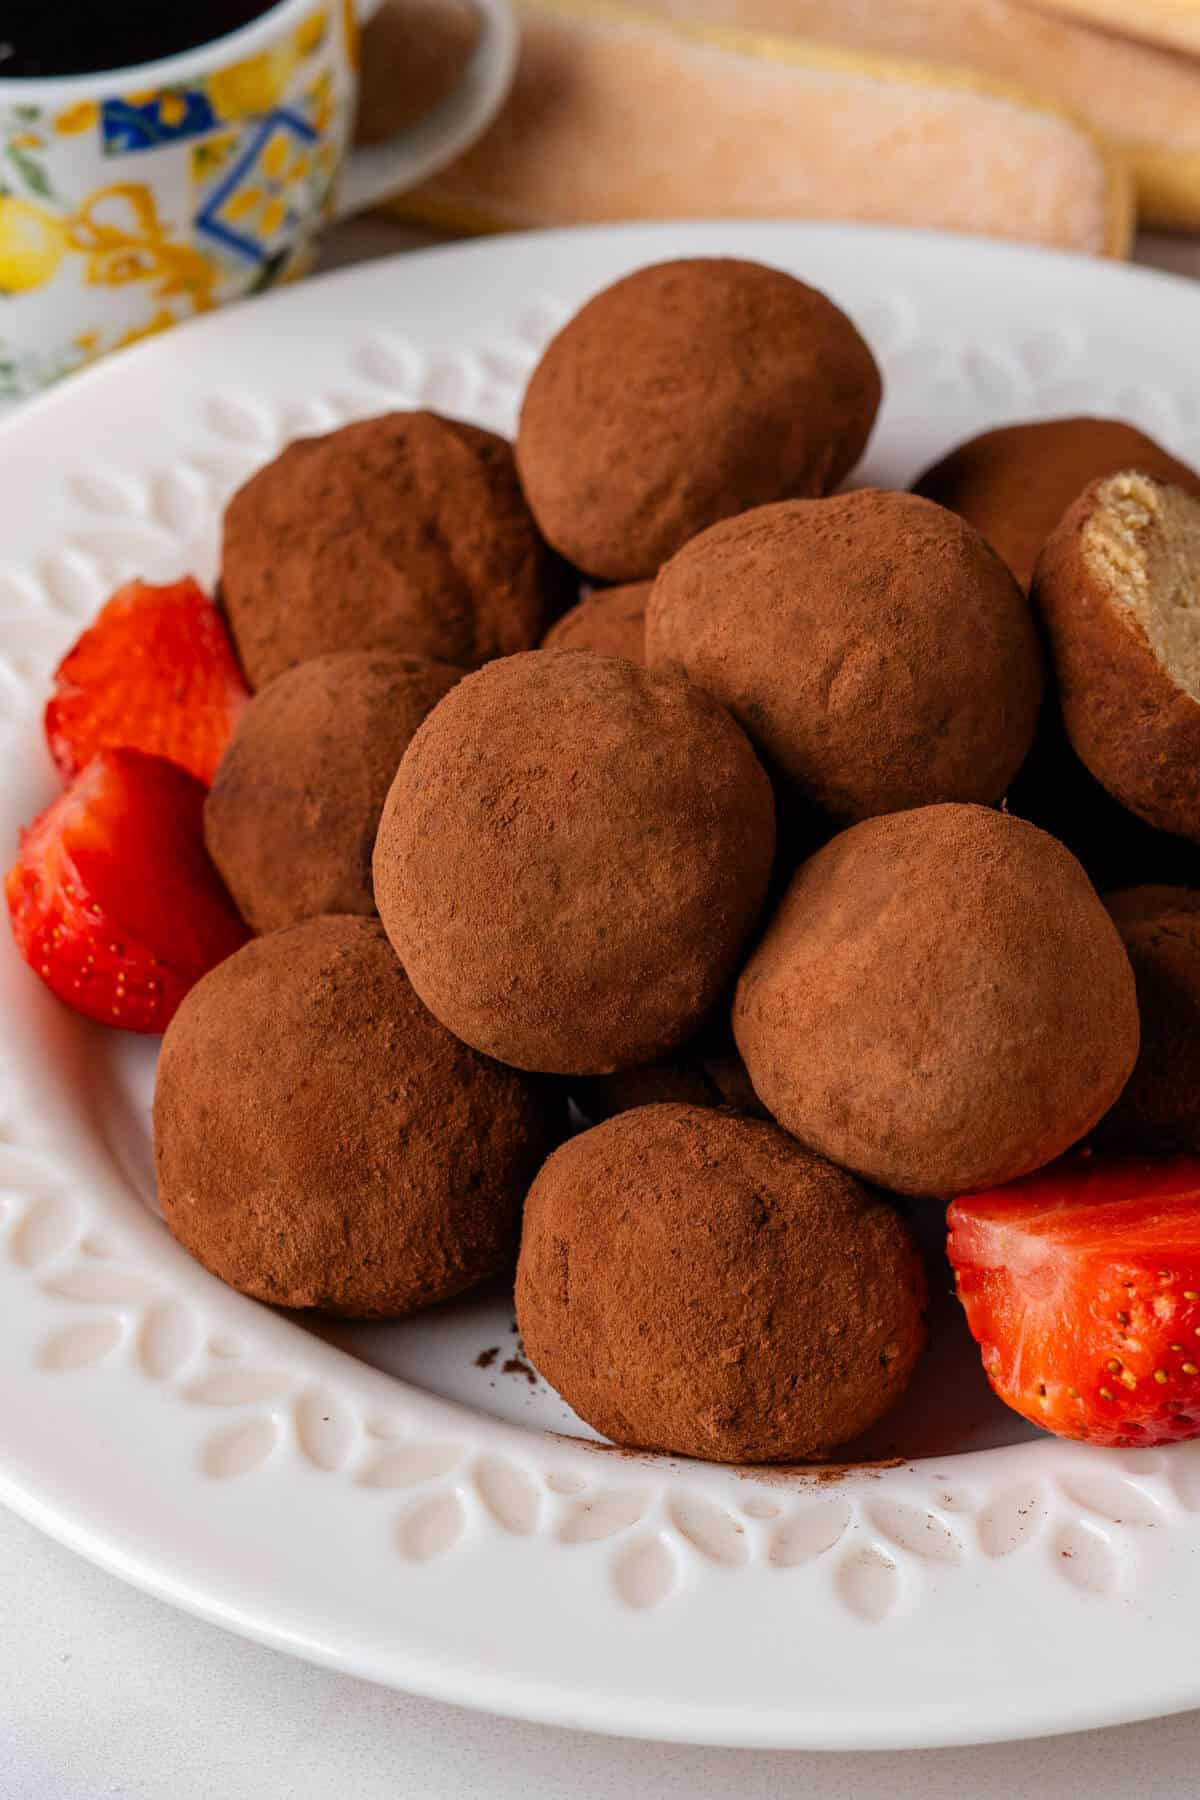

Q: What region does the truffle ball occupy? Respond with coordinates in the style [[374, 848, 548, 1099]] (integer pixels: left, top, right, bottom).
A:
[[1097, 887, 1200, 1151], [221, 410, 568, 689], [153, 915, 556, 1315], [1033, 472, 1200, 841], [913, 416, 1200, 589], [373, 649, 775, 1074], [516, 1104, 927, 1463], [516, 259, 881, 580], [733, 804, 1139, 1197], [541, 582, 650, 663], [573, 1054, 718, 1122], [205, 650, 459, 933], [574, 1018, 768, 1122], [647, 491, 1043, 826]]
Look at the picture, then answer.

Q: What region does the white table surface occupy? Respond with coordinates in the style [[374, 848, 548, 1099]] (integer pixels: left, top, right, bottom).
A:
[[6, 221, 1200, 1800]]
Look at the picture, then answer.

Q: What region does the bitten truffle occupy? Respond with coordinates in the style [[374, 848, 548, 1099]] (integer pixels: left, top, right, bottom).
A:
[[516, 259, 881, 580], [734, 804, 1139, 1197], [516, 1104, 927, 1463], [1098, 887, 1200, 1150], [205, 650, 459, 933], [373, 649, 775, 1074], [647, 491, 1043, 826], [541, 582, 650, 663], [913, 416, 1200, 589], [1033, 472, 1200, 841], [153, 915, 556, 1315], [221, 410, 567, 689]]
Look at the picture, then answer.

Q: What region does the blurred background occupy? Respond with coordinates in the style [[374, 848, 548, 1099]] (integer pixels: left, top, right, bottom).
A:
[[353, 0, 1200, 264]]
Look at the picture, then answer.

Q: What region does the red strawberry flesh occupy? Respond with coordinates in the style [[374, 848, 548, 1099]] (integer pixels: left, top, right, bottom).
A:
[[5, 747, 248, 1033], [949, 1154, 1200, 1446], [45, 576, 247, 787]]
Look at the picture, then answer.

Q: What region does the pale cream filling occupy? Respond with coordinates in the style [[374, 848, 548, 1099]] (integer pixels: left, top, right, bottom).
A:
[[1084, 470, 1200, 703]]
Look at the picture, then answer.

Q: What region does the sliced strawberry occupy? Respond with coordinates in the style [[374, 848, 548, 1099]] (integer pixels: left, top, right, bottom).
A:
[[948, 1154, 1200, 1446], [45, 576, 248, 787], [5, 748, 248, 1033]]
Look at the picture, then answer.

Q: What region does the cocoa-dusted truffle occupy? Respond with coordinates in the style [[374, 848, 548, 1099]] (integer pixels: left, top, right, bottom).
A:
[[221, 410, 568, 689], [913, 416, 1200, 589], [516, 259, 881, 580], [734, 804, 1139, 1197], [574, 1018, 768, 1122], [1033, 472, 1200, 841], [541, 582, 650, 663], [205, 650, 459, 933], [516, 1104, 926, 1463], [374, 649, 775, 1074], [153, 915, 556, 1315], [1098, 887, 1200, 1151], [574, 1054, 718, 1122], [647, 491, 1043, 826]]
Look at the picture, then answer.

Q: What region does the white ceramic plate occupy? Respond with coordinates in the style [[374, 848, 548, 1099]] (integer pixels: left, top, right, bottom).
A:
[[3, 222, 1200, 1752]]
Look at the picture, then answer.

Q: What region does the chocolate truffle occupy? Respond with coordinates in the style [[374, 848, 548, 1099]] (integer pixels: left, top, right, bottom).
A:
[[221, 410, 567, 689], [913, 416, 1200, 589], [1097, 887, 1200, 1151], [573, 1053, 718, 1122], [516, 259, 881, 580], [733, 804, 1139, 1198], [647, 491, 1043, 826], [205, 650, 459, 933], [1034, 472, 1200, 841], [516, 1104, 927, 1463], [574, 1018, 768, 1122], [153, 915, 556, 1315], [541, 582, 650, 663], [373, 649, 775, 1074]]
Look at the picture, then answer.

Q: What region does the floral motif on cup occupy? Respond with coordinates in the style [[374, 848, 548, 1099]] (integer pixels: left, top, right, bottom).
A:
[[0, 0, 348, 401], [195, 108, 319, 265], [192, 70, 342, 268]]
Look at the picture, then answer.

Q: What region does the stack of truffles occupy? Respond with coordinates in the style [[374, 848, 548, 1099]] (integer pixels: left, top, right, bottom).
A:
[[155, 255, 1200, 1465]]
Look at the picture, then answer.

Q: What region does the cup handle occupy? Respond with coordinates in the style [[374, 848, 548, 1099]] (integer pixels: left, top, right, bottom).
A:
[[333, 0, 517, 218]]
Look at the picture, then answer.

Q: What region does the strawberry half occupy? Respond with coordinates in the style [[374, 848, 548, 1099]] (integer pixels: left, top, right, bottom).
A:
[[949, 1154, 1200, 1446], [45, 576, 248, 787], [5, 748, 248, 1033]]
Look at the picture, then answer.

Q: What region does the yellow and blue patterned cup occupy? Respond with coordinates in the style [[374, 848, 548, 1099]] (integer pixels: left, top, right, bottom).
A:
[[0, 0, 516, 400]]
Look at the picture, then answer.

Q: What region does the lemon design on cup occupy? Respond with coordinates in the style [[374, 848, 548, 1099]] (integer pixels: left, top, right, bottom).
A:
[[54, 100, 100, 136], [0, 196, 70, 292], [208, 45, 298, 119], [293, 8, 329, 59]]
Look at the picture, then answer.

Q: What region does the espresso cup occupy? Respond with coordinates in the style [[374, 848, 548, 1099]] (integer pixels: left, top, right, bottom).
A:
[[0, 0, 515, 400]]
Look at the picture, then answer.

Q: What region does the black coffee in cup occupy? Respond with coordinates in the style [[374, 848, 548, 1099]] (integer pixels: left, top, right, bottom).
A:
[[0, 0, 282, 79]]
